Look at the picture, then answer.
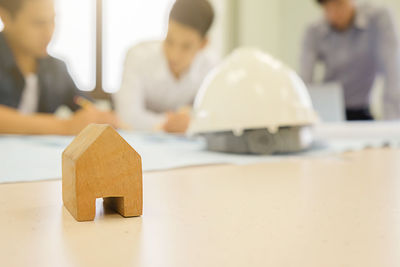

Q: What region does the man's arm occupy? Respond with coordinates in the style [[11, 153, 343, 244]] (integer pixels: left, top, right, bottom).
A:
[[0, 105, 69, 135], [376, 8, 400, 120], [299, 25, 319, 84], [0, 104, 121, 135]]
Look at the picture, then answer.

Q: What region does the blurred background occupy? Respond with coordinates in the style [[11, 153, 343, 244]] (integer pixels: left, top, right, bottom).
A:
[[1, 0, 399, 97]]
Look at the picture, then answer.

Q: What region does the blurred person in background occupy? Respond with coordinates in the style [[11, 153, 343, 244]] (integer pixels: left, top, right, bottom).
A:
[[114, 0, 217, 133], [0, 0, 120, 135], [300, 0, 400, 121]]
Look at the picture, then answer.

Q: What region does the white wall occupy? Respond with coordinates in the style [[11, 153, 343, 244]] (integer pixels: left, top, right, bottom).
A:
[[208, 0, 230, 55], [237, 1, 281, 59]]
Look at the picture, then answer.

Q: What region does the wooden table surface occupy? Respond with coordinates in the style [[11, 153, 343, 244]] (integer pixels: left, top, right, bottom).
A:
[[1, 149, 399, 267]]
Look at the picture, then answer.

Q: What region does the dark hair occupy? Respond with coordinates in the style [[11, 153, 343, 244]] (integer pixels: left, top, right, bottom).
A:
[[0, 0, 25, 15], [316, 0, 331, 4], [169, 0, 215, 37]]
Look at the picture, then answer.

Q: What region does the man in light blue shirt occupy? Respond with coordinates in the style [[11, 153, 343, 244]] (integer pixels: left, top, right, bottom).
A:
[[300, 0, 400, 120]]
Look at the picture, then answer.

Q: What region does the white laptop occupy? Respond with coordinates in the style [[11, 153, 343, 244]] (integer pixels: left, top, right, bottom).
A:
[[308, 83, 346, 122]]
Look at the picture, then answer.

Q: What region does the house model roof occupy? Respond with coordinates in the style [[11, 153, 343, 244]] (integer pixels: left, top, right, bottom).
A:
[[63, 124, 137, 162]]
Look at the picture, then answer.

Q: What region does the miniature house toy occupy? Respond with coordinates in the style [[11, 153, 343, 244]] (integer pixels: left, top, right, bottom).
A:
[[62, 124, 143, 222]]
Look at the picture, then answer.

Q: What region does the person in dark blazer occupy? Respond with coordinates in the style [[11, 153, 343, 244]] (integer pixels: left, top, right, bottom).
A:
[[0, 0, 119, 135]]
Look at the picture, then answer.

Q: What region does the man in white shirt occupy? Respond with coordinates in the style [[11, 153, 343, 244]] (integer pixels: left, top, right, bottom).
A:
[[114, 0, 216, 133]]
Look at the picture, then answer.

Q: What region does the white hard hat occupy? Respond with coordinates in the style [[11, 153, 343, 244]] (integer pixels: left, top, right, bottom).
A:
[[188, 47, 318, 154], [188, 47, 318, 136]]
